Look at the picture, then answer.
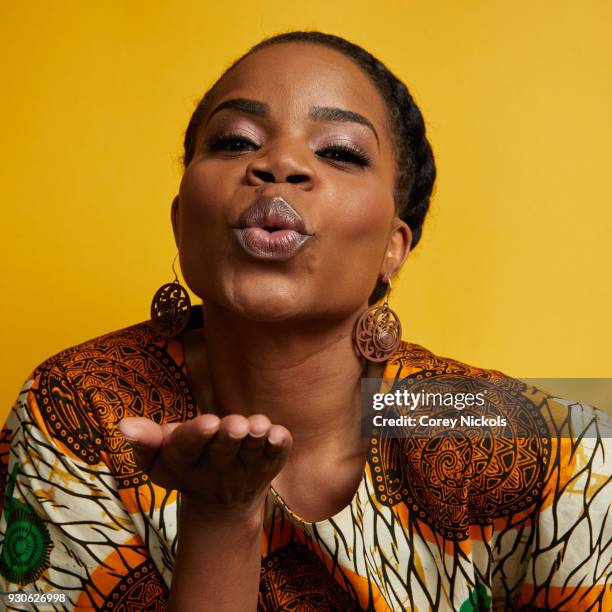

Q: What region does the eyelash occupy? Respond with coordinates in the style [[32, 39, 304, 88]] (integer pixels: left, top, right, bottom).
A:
[[206, 133, 371, 167], [321, 141, 372, 167]]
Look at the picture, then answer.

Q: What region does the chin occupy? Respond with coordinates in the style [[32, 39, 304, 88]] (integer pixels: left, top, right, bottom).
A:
[[229, 287, 303, 323]]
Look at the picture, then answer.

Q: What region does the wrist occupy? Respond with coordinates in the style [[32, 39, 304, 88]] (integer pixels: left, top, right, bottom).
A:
[[179, 493, 266, 530]]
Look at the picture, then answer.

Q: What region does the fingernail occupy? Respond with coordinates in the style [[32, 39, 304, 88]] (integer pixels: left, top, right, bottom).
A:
[[267, 432, 284, 446], [117, 419, 141, 443], [249, 430, 267, 438]]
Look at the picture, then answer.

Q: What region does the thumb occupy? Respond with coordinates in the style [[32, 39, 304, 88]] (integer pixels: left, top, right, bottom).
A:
[[118, 417, 167, 473]]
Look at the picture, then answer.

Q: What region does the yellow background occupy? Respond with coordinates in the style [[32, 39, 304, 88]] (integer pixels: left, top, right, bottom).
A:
[[2, 1, 611, 419]]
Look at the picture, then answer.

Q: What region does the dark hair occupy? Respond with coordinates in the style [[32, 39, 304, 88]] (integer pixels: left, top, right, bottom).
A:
[[182, 31, 436, 305]]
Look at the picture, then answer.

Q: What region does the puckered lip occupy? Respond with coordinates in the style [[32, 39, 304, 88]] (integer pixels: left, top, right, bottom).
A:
[[232, 195, 311, 235]]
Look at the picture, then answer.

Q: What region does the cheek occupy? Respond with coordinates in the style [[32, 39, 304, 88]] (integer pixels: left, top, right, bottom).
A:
[[317, 176, 394, 302], [338, 194, 390, 239], [333, 178, 393, 249], [178, 161, 233, 227], [175, 161, 237, 296]]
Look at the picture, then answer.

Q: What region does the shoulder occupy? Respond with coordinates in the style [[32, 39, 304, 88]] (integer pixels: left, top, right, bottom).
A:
[[387, 339, 555, 429], [33, 319, 170, 375], [372, 340, 610, 540], [29, 319, 191, 404], [28, 320, 194, 419], [388, 339, 608, 442], [29, 306, 203, 395], [29, 316, 197, 418], [389, 339, 510, 380], [10, 320, 197, 482]]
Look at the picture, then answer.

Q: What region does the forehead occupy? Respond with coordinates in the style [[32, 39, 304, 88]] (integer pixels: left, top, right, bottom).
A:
[[206, 42, 391, 133]]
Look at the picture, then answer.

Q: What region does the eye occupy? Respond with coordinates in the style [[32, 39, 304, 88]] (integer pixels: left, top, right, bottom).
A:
[[317, 142, 371, 167], [206, 134, 259, 153]]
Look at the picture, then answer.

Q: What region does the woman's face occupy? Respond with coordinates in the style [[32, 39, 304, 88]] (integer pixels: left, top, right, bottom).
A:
[[173, 42, 411, 323]]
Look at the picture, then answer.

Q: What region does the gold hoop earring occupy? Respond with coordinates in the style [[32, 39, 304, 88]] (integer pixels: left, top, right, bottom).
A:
[[150, 254, 192, 339], [353, 277, 402, 363]]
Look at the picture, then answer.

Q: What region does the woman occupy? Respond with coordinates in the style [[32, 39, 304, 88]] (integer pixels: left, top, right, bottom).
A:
[[0, 31, 609, 611]]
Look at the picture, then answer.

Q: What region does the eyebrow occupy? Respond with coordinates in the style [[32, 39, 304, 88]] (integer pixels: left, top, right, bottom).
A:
[[206, 97, 379, 145]]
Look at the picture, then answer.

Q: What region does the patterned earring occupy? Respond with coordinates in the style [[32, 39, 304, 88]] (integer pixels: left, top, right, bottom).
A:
[[150, 254, 192, 338], [353, 277, 403, 363]]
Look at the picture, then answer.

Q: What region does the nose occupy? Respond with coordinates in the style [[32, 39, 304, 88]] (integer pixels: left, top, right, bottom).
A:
[[245, 137, 314, 187]]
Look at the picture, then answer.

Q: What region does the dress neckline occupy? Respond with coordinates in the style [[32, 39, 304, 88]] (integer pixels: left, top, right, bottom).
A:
[[167, 306, 400, 528]]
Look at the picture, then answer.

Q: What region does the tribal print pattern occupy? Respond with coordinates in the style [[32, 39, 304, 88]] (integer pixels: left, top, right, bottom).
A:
[[0, 318, 610, 610]]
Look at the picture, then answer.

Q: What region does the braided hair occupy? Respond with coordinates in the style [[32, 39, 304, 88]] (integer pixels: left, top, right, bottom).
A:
[[182, 31, 436, 305]]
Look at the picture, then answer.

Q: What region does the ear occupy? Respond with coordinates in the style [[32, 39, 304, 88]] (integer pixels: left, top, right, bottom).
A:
[[171, 195, 180, 247], [380, 218, 412, 281]]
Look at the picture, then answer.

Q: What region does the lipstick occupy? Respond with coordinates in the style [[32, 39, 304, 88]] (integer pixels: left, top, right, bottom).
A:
[[232, 196, 312, 261]]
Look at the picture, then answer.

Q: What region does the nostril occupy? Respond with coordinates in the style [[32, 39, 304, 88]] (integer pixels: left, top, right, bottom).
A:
[[287, 174, 308, 184], [253, 170, 275, 183]]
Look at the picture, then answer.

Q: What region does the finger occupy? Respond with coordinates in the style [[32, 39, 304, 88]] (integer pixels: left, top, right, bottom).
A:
[[263, 424, 292, 459], [165, 414, 221, 466], [206, 415, 250, 468], [118, 417, 173, 473], [239, 415, 272, 456]]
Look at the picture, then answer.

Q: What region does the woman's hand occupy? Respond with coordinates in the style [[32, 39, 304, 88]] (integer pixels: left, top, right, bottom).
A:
[[117, 413, 292, 515], [117, 413, 291, 610]]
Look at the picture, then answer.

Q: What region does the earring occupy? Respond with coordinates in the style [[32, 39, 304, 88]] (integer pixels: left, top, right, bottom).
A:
[[353, 277, 402, 363], [150, 254, 192, 338]]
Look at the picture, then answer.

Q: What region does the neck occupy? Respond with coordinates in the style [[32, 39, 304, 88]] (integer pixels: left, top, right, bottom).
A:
[[182, 303, 385, 459]]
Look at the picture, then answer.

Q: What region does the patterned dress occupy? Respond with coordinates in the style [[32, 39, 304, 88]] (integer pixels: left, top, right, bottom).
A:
[[0, 313, 610, 611]]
